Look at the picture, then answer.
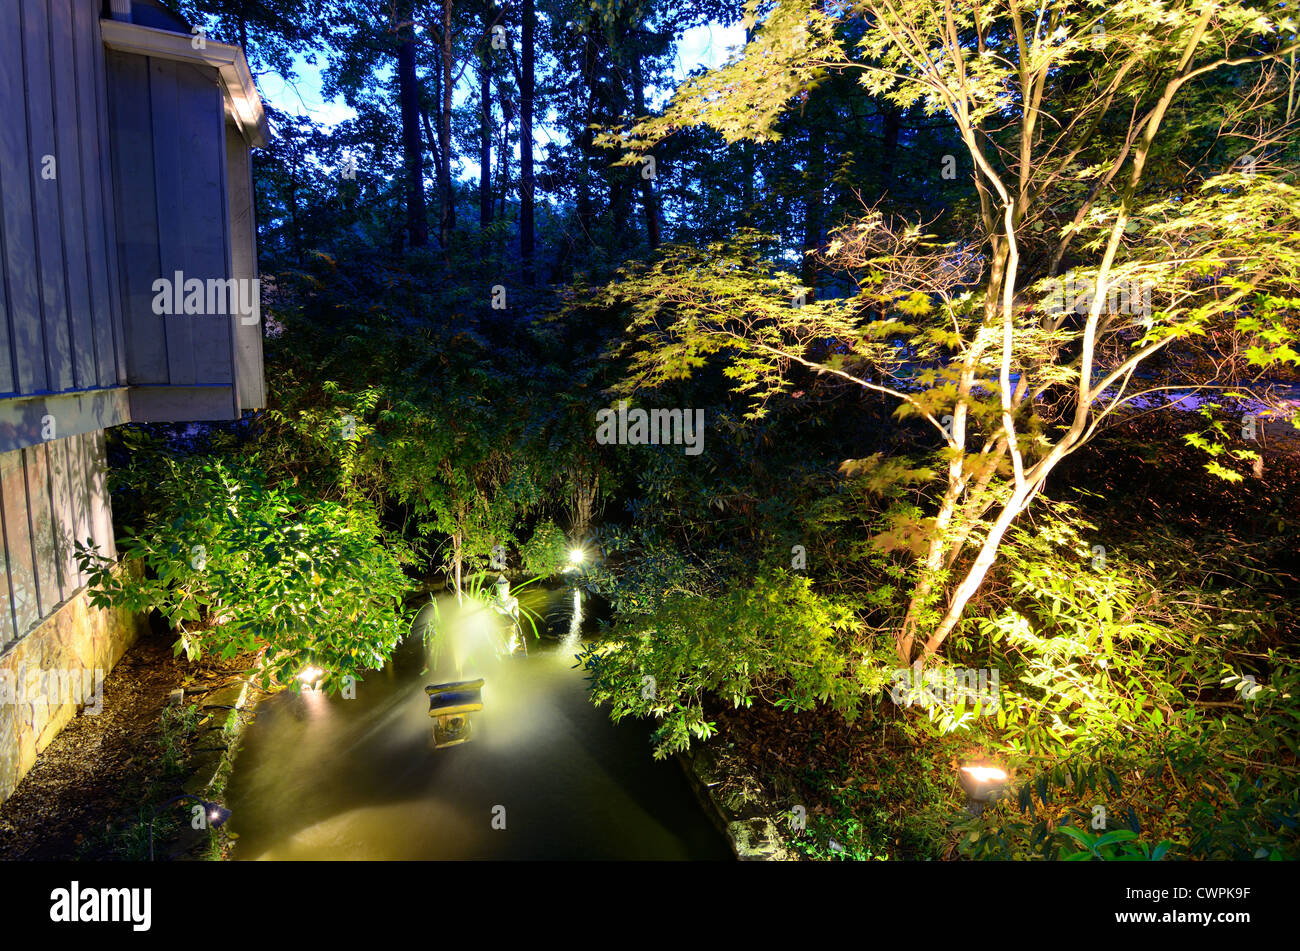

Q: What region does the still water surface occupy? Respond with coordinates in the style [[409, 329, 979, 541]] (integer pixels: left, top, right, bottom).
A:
[[225, 585, 730, 860]]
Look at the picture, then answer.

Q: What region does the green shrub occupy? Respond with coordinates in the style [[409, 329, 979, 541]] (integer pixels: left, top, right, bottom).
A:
[[579, 570, 891, 757], [936, 503, 1300, 859], [519, 519, 571, 578], [77, 456, 414, 693]]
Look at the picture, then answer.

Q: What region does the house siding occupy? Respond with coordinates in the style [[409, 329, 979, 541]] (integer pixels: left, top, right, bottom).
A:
[[0, 0, 266, 805], [0, 0, 127, 401], [0, 431, 114, 650], [106, 51, 244, 420]]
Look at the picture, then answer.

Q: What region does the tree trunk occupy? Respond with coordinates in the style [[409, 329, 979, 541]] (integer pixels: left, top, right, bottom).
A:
[[631, 48, 659, 249], [570, 472, 597, 541], [519, 0, 536, 283], [424, 38, 445, 205], [479, 6, 494, 233], [740, 28, 755, 222], [880, 105, 900, 195], [575, 28, 598, 248], [922, 487, 1033, 657], [438, 0, 456, 248], [741, 142, 755, 223], [453, 531, 463, 604], [496, 77, 510, 257], [801, 121, 824, 295], [397, 12, 428, 248]]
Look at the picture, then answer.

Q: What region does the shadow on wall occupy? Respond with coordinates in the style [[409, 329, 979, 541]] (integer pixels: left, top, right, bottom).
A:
[[1, 430, 115, 649]]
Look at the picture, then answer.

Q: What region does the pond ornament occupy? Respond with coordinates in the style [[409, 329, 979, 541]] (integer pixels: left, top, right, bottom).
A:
[[491, 574, 526, 654], [426, 678, 485, 749]]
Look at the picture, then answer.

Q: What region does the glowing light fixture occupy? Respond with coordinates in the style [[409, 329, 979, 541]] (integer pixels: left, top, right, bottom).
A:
[[958, 760, 1009, 816], [561, 545, 588, 575], [296, 666, 325, 689], [960, 765, 1008, 784], [148, 795, 232, 860]]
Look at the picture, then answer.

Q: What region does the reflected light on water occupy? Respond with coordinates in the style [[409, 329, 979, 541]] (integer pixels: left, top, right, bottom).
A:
[[224, 586, 732, 860], [564, 587, 583, 647], [300, 682, 329, 719]]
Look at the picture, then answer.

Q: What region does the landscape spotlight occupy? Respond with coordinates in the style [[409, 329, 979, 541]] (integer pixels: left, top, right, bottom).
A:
[[149, 795, 232, 860], [957, 761, 1009, 816], [563, 546, 587, 574]]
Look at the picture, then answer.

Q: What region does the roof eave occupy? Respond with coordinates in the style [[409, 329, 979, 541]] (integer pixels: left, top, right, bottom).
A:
[[100, 18, 269, 148]]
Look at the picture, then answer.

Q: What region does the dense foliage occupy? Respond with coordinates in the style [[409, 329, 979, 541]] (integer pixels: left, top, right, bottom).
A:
[[79, 434, 412, 693], [93, 0, 1300, 860]]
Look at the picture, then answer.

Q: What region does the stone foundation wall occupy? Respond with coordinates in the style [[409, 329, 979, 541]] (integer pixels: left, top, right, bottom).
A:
[[0, 564, 147, 803]]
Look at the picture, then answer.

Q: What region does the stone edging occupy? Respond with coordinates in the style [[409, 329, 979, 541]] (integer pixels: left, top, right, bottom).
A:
[[162, 665, 262, 860], [677, 741, 796, 861]]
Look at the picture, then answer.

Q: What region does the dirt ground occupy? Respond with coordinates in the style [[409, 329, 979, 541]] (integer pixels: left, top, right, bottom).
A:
[[0, 627, 253, 861]]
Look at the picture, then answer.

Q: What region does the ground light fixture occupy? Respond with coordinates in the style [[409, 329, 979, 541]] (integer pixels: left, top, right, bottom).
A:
[[148, 795, 231, 860], [562, 546, 587, 574], [957, 761, 1009, 816]]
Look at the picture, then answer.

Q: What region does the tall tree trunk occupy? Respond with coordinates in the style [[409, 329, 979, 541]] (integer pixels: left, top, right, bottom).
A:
[[607, 36, 632, 241], [496, 76, 510, 258], [575, 28, 598, 245], [610, 180, 628, 237], [740, 28, 754, 223], [498, 117, 509, 222], [438, 0, 456, 248], [741, 142, 755, 222], [519, 0, 536, 283], [631, 47, 659, 249], [422, 107, 444, 207], [479, 6, 494, 232], [453, 531, 463, 604], [397, 9, 428, 248], [425, 38, 445, 201], [880, 105, 900, 195], [288, 179, 304, 262]]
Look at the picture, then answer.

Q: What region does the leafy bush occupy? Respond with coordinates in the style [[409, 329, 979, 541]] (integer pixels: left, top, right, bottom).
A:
[[77, 455, 413, 692], [519, 519, 570, 578], [933, 503, 1300, 859], [578, 570, 890, 757]]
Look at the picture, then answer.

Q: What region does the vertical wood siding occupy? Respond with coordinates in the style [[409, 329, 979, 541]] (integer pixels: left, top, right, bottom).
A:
[[226, 125, 265, 409], [0, 431, 113, 650], [0, 0, 125, 401], [106, 51, 237, 398]]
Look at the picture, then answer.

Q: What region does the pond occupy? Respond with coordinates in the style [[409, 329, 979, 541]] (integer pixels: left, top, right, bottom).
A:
[[223, 584, 731, 860]]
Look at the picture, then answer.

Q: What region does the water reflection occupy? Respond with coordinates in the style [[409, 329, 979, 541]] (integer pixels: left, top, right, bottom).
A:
[[224, 585, 730, 860]]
